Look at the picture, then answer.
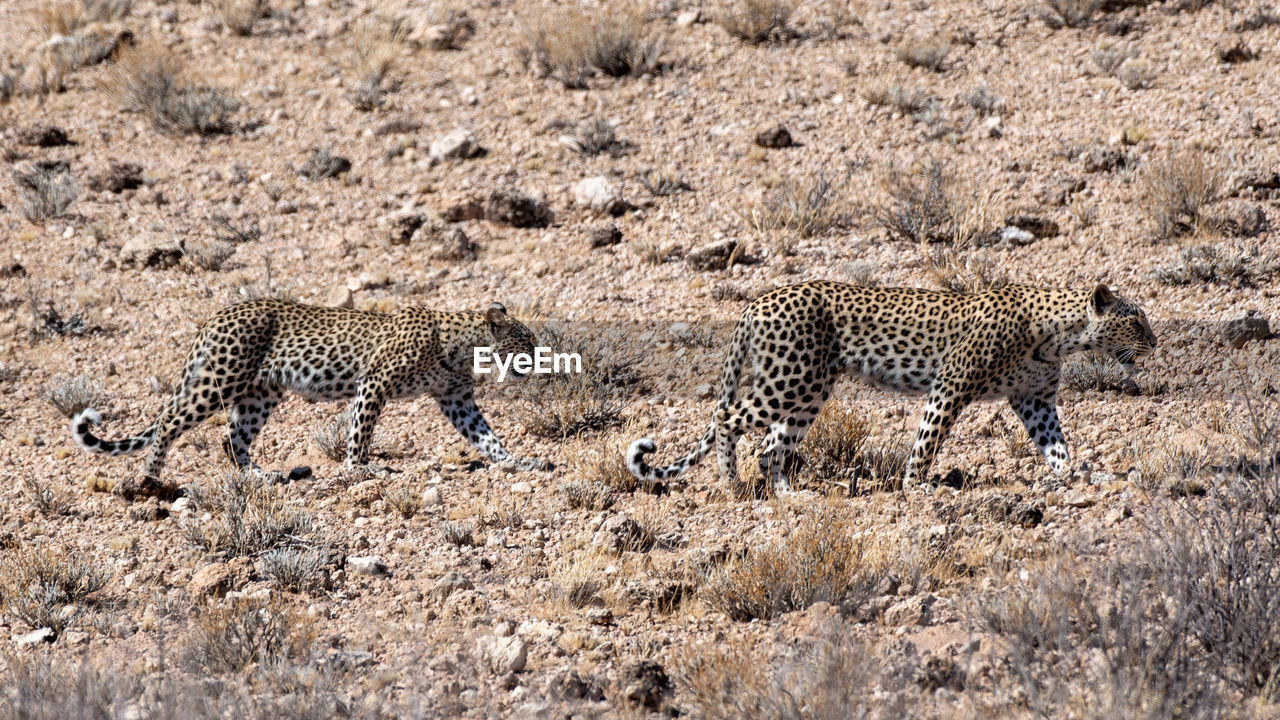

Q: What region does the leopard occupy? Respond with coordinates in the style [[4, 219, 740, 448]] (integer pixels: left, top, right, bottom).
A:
[[72, 299, 549, 493], [627, 281, 1157, 495]]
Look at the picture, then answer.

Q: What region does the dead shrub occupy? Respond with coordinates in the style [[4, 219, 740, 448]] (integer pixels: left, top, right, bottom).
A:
[[564, 430, 641, 507], [346, 18, 405, 111], [440, 521, 475, 547], [182, 239, 236, 272], [259, 546, 329, 593], [1061, 353, 1141, 394], [514, 324, 641, 438], [419, 1, 474, 50], [1042, 0, 1100, 28], [0, 545, 111, 635], [550, 551, 610, 609], [38, 374, 105, 418], [1152, 243, 1280, 287], [748, 170, 853, 241], [567, 116, 627, 157], [716, 0, 796, 43], [560, 479, 618, 511], [897, 35, 951, 71], [1115, 57, 1157, 90], [24, 283, 96, 338], [963, 85, 1004, 115], [700, 507, 884, 621], [1139, 149, 1221, 238], [111, 42, 238, 135], [517, 6, 665, 88], [296, 148, 351, 181], [38, 0, 132, 36], [13, 161, 78, 223], [186, 597, 315, 674], [862, 81, 933, 115], [313, 408, 384, 462], [878, 160, 998, 246], [674, 621, 877, 720], [796, 400, 871, 487], [22, 473, 73, 517], [923, 246, 1011, 294], [181, 471, 319, 557], [382, 486, 423, 519], [640, 168, 691, 196]]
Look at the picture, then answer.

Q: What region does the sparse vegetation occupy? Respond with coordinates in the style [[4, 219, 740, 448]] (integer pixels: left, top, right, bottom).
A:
[[517, 6, 666, 88], [182, 471, 319, 557], [1061, 353, 1141, 394], [13, 161, 78, 223], [111, 42, 239, 134], [514, 323, 641, 438], [877, 160, 997, 246], [1042, 0, 1100, 28], [0, 545, 110, 635], [440, 521, 475, 547], [296, 148, 352, 181], [259, 546, 329, 593], [24, 284, 96, 338], [716, 0, 795, 43], [897, 35, 951, 71], [568, 117, 627, 156], [1153, 243, 1280, 287], [419, 1, 475, 50], [1114, 57, 1156, 90], [21, 473, 73, 517], [563, 430, 641, 509], [964, 85, 1004, 115], [749, 170, 853, 242], [1139, 148, 1221, 237], [347, 18, 405, 111], [186, 597, 315, 673], [383, 486, 423, 519], [38, 374, 105, 418], [640, 168, 691, 196], [862, 81, 934, 115], [183, 239, 236, 272], [922, 246, 1011, 293], [313, 408, 384, 463], [796, 400, 871, 487]]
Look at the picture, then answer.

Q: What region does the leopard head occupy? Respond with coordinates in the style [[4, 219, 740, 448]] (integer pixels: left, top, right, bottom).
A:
[[1082, 285, 1158, 372], [484, 303, 537, 377]]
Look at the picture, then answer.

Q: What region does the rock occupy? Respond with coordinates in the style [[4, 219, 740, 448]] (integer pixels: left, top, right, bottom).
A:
[[121, 233, 183, 269], [686, 239, 746, 271], [297, 150, 351, 180], [385, 210, 426, 246], [981, 115, 1003, 138], [754, 124, 793, 148], [429, 129, 483, 162], [588, 222, 623, 248], [585, 608, 613, 625], [1082, 147, 1132, 173], [170, 496, 192, 514], [16, 124, 72, 147], [478, 634, 528, 674], [325, 286, 354, 308], [1062, 489, 1095, 508], [89, 162, 143, 193], [545, 670, 605, 701], [430, 571, 475, 604], [1223, 204, 1268, 237], [675, 10, 701, 27], [425, 224, 477, 261], [1005, 214, 1059, 238], [189, 557, 255, 599], [999, 226, 1036, 246], [14, 627, 55, 647], [884, 593, 936, 627], [1220, 312, 1271, 348], [422, 486, 443, 506], [485, 188, 551, 228], [573, 176, 627, 216], [1010, 500, 1043, 528], [443, 198, 485, 223], [347, 555, 389, 577], [511, 481, 534, 494], [592, 513, 653, 554], [128, 497, 168, 521], [621, 660, 671, 711], [348, 479, 384, 507]]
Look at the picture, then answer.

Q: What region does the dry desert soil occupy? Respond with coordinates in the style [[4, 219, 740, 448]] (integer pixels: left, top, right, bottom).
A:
[[1, 0, 1280, 718]]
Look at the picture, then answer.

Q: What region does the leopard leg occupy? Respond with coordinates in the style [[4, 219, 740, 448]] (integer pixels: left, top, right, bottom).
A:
[[437, 388, 549, 471], [904, 379, 973, 491], [345, 383, 388, 470], [222, 384, 283, 471], [1011, 393, 1070, 474]]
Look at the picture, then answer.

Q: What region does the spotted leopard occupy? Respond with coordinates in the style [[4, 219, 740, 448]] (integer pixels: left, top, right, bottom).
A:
[[628, 281, 1156, 494], [72, 299, 548, 491]]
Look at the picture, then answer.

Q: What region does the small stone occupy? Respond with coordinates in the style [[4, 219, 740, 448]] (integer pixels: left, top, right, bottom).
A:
[[478, 635, 529, 673], [588, 223, 623, 248], [982, 115, 1003, 138], [1062, 489, 1095, 508], [385, 210, 427, 246], [884, 593, 936, 627], [89, 162, 144, 193], [15, 627, 55, 647], [754, 125, 793, 148], [675, 10, 700, 27], [347, 555, 389, 577], [430, 571, 474, 604], [686, 239, 746, 271], [189, 557, 255, 599], [585, 608, 613, 625], [325, 286, 354, 308], [429, 129, 483, 162], [1220, 312, 1271, 348], [511, 481, 534, 494], [443, 198, 485, 223], [422, 486, 443, 506], [16, 124, 72, 147], [121, 233, 183, 269], [1005, 214, 1059, 238], [999, 226, 1036, 246], [170, 497, 192, 514], [621, 660, 671, 711], [348, 479, 384, 507], [573, 176, 627, 216], [485, 188, 551, 228]]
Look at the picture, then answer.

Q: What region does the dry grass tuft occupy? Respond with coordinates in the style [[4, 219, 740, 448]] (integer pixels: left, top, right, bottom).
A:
[[313, 408, 385, 463], [700, 507, 886, 621], [796, 400, 871, 487], [716, 0, 796, 43], [111, 42, 238, 134], [13, 161, 78, 223], [259, 546, 329, 593], [922, 246, 1011, 294], [563, 429, 643, 509], [182, 471, 319, 557], [38, 0, 132, 37], [862, 81, 933, 115], [1042, 0, 1100, 28], [186, 597, 315, 673], [1061, 353, 1141, 394], [748, 170, 853, 241], [347, 18, 406, 111], [419, 1, 475, 50], [640, 167, 691, 196], [567, 116, 628, 156], [383, 486, 423, 519], [514, 324, 642, 438], [22, 473, 74, 517], [517, 6, 665, 88], [0, 545, 111, 634], [440, 521, 475, 547], [38, 374, 105, 417], [878, 160, 999, 246], [897, 35, 951, 71], [1139, 148, 1221, 238], [182, 239, 236, 272], [1153, 243, 1280, 287]]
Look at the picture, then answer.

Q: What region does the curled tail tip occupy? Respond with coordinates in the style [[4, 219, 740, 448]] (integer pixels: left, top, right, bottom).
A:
[[626, 438, 657, 478], [71, 407, 102, 451], [73, 407, 102, 426]]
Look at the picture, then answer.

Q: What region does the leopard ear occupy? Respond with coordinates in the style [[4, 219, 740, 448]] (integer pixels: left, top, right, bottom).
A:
[[1091, 284, 1116, 312], [485, 302, 508, 326]]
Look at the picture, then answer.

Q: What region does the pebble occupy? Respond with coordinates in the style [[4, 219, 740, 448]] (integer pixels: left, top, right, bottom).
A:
[[347, 555, 389, 577]]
